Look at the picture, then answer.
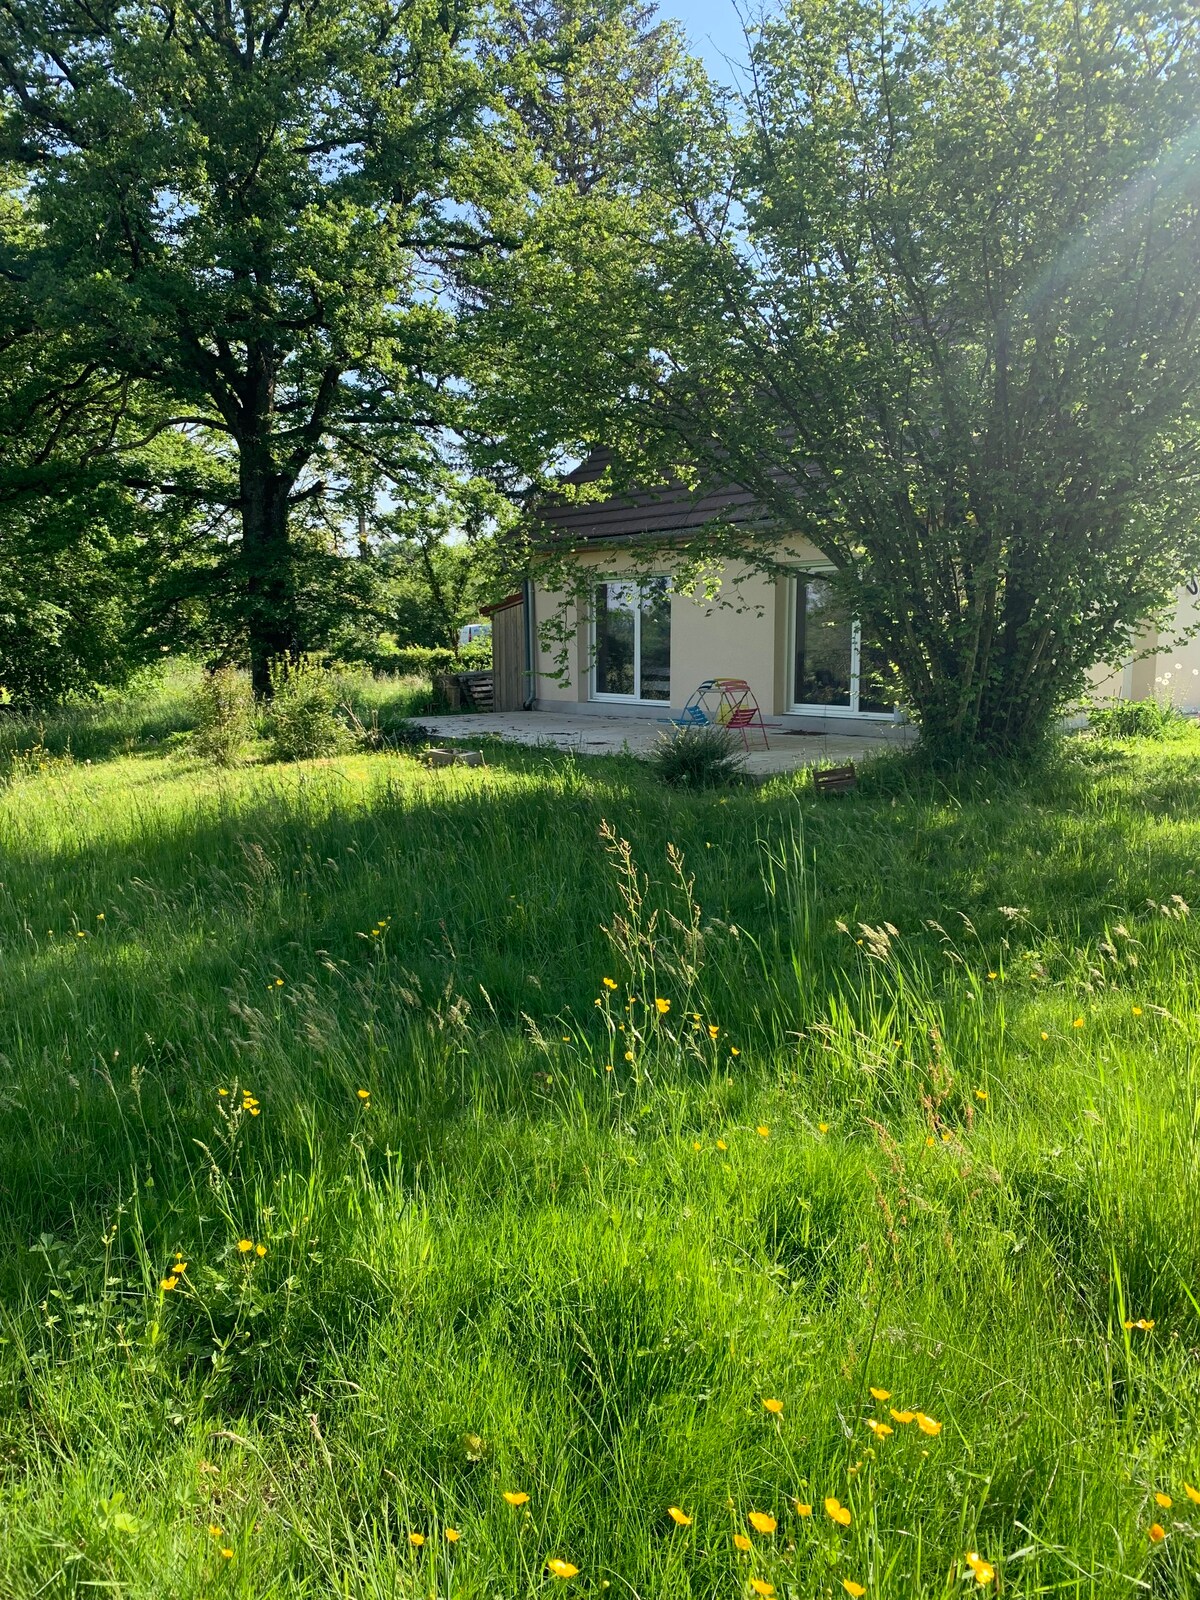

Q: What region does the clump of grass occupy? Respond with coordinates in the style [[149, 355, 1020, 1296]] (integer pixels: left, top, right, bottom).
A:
[[190, 665, 255, 765], [1088, 696, 1188, 739], [265, 654, 354, 761], [650, 724, 747, 788]]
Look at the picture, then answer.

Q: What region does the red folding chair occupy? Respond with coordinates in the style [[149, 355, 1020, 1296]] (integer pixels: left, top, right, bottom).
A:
[[713, 678, 770, 750]]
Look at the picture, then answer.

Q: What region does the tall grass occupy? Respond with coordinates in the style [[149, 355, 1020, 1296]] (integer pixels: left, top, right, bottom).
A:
[[0, 689, 1198, 1596]]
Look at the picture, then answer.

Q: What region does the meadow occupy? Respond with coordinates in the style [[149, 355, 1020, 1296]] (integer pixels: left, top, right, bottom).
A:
[[1, 674, 1199, 1598]]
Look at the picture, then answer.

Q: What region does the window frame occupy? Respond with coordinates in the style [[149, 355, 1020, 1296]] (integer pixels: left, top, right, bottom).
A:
[[788, 569, 896, 720], [590, 576, 672, 704]]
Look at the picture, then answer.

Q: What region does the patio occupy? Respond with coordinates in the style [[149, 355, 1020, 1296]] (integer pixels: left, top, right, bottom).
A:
[[412, 709, 911, 775]]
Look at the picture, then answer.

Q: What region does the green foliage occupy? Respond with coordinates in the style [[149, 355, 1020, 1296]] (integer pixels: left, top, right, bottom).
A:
[[1088, 697, 1189, 740], [264, 656, 352, 762], [0, 2, 610, 693], [649, 724, 746, 789], [2, 694, 1200, 1593], [189, 667, 255, 766]]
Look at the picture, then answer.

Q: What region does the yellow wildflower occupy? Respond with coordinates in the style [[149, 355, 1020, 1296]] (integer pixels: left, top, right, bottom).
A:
[[869, 1387, 890, 1401], [916, 1413, 942, 1436], [255, 1244, 267, 1257], [1185, 1482, 1200, 1504], [865, 1419, 892, 1437], [1124, 1318, 1155, 1331], [237, 1239, 254, 1253], [756, 1125, 770, 1138], [708, 1024, 720, 1040], [503, 1492, 529, 1507], [655, 997, 671, 1014], [220, 1547, 234, 1559], [1155, 1492, 1172, 1508], [889, 1409, 915, 1424], [357, 1088, 371, 1100], [409, 1532, 425, 1547], [160, 1276, 178, 1291], [794, 1500, 812, 1516], [547, 1558, 579, 1579], [668, 1506, 692, 1526], [716, 1139, 728, 1151], [825, 1496, 851, 1527], [733, 1533, 752, 1552], [843, 1583, 866, 1599], [1132, 1005, 1143, 1015], [747, 1511, 776, 1534], [750, 1582, 775, 1597], [763, 1397, 783, 1415], [1148, 1523, 1166, 1542], [445, 1527, 460, 1541]]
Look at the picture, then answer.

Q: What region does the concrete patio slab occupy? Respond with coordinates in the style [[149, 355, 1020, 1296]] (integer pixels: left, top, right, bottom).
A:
[[412, 709, 911, 775]]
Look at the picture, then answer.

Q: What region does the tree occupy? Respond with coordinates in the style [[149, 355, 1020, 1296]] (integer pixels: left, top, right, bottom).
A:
[[489, 0, 1200, 759], [0, 0, 531, 695]]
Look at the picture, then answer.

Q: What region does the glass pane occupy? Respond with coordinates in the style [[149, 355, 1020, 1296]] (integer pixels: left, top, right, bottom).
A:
[[595, 581, 636, 696], [857, 634, 896, 714], [794, 576, 852, 706], [638, 579, 671, 701]]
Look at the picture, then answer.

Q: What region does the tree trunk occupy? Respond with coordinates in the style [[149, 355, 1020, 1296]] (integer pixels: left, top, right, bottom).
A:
[[240, 456, 297, 698]]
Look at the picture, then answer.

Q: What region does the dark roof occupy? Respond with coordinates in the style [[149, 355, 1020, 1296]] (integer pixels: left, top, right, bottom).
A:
[[535, 449, 773, 546]]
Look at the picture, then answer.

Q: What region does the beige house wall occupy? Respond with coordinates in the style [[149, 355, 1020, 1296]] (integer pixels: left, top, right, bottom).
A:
[[531, 540, 826, 717], [532, 554, 1200, 725]]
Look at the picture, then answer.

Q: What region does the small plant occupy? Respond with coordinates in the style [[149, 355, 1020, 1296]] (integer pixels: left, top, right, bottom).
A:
[[265, 655, 352, 761], [649, 724, 747, 789], [191, 666, 255, 765], [1088, 697, 1187, 740]]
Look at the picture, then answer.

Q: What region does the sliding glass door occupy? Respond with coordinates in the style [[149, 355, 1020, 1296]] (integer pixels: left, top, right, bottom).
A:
[[792, 574, 894, 716], [594, 579, 671, 702]]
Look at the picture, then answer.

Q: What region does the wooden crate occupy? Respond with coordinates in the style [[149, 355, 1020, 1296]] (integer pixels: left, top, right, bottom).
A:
[[812, 762, 857, 795]]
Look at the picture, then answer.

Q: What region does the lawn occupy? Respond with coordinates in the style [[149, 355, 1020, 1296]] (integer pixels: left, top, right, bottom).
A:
[[1, 680, 1199, 1598]]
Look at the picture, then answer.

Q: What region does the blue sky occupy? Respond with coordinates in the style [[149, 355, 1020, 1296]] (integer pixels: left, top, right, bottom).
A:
[[660, 0, 750, 85]]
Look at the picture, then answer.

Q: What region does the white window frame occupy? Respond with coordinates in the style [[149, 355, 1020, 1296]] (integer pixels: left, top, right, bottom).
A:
[[590, 577, 671, 704], [788, 569, 895, 720]]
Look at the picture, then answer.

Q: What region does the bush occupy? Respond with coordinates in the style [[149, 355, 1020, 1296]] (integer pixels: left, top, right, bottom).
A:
[[191, 666, 255, 765], [1088, 697, 1188, 740], [649, 724, 747, 788], [387, 645, 457, 677], [265, 656, 352, 762]]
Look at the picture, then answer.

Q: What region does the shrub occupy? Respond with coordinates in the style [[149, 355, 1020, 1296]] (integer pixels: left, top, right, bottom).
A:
[[1088, 697, 1188, 740], [649, 724, 747, 789], [265, 656, 352, 761], [191, 666, 255, 765], [389, 646, 457, 677]]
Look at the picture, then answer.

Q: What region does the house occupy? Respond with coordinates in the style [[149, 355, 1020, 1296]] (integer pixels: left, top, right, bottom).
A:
[[490, 458, 1200, 727]]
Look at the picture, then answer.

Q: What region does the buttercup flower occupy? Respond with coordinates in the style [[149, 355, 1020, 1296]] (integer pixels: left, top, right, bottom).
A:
[[1148, 1523, 1166, 1542], [602, 978, 617, 990], [237, 1239, 254, 1253], [1185, 1483, 1200, 1504], [161, 1276, 178, 1291], [733, 1533, 752, 1552], [445, 1527, 460, 1542], [747, 1511, 776, 1535], [255, 1243, 267, 1257], [762, 1397, 783, 1414], [843, 1583, 866, 1599], [668, 1506, 692, 1526], [1155, 1493, 1172, 1508], [409, 1532, 425, 1547], [916, 1413, 942, 1436], [889, 1410, 915, 1424], [750, 1581, 775, 1597], [756, 1125, 770, 1138], [869, 1387, 890, 1401], [825, 1496, 851, 1527], [503, 1492, 530, 1507], [655, 998, 671, 1014], [220, 1547, 234, 1559], [357, 1088, 371, 1100], [794, 1501, 812, 1516], [1123, 1318, 1155, 1331], [865, 1419, 893, 1438], [546, 1558, 579, 1579]]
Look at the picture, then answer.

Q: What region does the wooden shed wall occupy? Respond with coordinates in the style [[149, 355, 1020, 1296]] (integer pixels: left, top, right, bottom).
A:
[[491, 598, 526, 712]]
